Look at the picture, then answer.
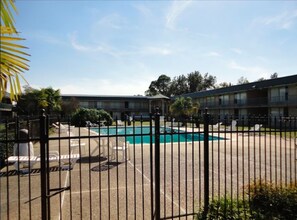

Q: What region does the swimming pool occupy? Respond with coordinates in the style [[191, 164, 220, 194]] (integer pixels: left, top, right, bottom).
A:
[[91, 126, 222, 144]]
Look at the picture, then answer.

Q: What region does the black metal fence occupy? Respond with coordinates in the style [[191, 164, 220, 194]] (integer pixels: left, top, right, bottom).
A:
[[0, 112, 296, 219]]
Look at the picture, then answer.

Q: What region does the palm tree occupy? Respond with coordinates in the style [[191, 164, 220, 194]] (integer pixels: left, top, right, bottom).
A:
[[0, 0, 30, 101], [43, 87, 62, 114], [169, 97, 196, 126]]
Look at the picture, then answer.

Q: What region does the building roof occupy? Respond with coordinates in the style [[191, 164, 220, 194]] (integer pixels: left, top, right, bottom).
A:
[[150, 94, 170, 100], [181, 74, 297, 99], [62, 94, 149, 101], [62, 93, 170, 101]]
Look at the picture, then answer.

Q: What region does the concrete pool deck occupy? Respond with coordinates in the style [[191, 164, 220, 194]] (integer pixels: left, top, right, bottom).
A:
[[1, 126, 296, 219]]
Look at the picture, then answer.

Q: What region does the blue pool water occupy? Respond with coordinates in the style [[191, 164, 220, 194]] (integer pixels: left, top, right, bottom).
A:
[[91, 126, 222, 144]]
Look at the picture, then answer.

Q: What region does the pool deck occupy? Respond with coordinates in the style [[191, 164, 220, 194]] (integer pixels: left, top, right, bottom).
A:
[[1, 126, 295, 219]]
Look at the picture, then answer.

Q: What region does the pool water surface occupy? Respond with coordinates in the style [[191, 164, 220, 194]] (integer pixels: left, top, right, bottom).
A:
[[91, 126, 222, 144]]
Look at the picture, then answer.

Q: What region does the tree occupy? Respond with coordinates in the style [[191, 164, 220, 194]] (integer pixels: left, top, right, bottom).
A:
[[71, 108, 113, 127], [145, 74, 171, 97], [17, 86, 61, 115], [217, 82, 232, 88], [187, 71, 203, 92], [237, 76, 249, 85], [0, 0, 30, 102], [42, 87, 62, 114], [200, 73, 216, 90], [270, 72, 278, 79], [170, 75, 188, 96], [61, 97, 79, 116], [169, 97, 196, 125], [146, 71, 217, 97]]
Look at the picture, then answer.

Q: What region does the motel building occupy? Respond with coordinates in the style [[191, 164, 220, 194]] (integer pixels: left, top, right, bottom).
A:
[[61, 94, 170, 121], [61, 75, 297, 122], [180, 74, 297, 119]]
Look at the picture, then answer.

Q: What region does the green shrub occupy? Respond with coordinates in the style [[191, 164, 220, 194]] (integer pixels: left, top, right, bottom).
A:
[[71, 108, 113, 127], [0, 124, 14, 169], [195, 181, 297, 219], [249, 181, 297, 220], [196, 197, 252, 220]]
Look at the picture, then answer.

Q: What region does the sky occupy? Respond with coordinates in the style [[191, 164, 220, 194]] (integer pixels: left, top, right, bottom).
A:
[[15, 0, 297, 96]]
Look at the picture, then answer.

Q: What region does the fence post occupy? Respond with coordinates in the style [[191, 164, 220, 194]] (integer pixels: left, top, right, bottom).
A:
[[154, 107, 161, 220], [40, 109, 49, 220], [203, 108, 210, 218]]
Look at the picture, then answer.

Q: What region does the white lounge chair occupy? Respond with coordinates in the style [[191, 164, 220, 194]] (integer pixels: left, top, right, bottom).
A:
[[117, 120, 125, 126], [85, 121, 99, 127], [227, 120, 237, 131], [110, 137, 130, 162], [249, 124, 262, 132], [52, 122, 74, 133], [67, 132, 86, 154], [240, 124, 263, 136], [6, 151, 80, 171], [91, 137, 109, 157], [166, 118, 180, 128], [210, 122, 222, 130]]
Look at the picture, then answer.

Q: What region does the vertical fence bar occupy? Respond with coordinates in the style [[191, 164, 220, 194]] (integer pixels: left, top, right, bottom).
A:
[[40, 109, 49, 220], [150, 114, 154, 220], [203, 108, 210, 217], [155, 108, 160, 220]]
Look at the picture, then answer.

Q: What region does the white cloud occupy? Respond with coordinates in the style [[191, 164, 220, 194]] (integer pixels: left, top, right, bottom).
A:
[[133, 4, 152, 17], [70, 33, 173, 57], [97, 13, 126, 30], [205, 51, 221, 57], [254, 9, 297, 30], [166, 0, 192, 30], [228, 60, 270, 78], [69, 33, 120, 57], [230, 48, 242, 55], [28, 31, 66, 46], [59, 78, 148, 96], [140, 46, 173, 56]]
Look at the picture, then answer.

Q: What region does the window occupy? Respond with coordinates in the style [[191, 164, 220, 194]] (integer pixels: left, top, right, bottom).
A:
[[219, 95, 229, 105], [125, 101, 129, 108], [79, 101, 88, 108], [271, 87, 287, 102], [88, 101, 97, 108], [235, 93, 246, 105]]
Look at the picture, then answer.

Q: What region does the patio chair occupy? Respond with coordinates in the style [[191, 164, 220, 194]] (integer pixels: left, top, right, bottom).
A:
[[227, 120, 237, 131], [240, 124, 263, 136], [91, 137, 109, 157], [52, 122, 74, 133], [166, 118, 180, 128], [249, 124, 262, 132], [6, 151, 80, 172], [67, 131, 86, 154], [117, 120, 125, 126], [210, 122, 222, 130], [85, 121, 99, 127], [110, 137, 130, 162]]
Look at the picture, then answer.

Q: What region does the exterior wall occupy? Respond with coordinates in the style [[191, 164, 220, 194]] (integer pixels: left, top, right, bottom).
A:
[[61, 76, 297, 122], [62, 95, 168, 120], [288, 84, 297, 116], [187, 75, 297, 118]]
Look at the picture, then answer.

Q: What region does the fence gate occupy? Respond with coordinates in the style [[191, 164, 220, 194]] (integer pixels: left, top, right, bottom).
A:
[[42, 111, 205, 220]]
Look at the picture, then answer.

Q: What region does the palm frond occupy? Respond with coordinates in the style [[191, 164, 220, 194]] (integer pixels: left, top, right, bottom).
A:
[[0, 0, 30, 102]]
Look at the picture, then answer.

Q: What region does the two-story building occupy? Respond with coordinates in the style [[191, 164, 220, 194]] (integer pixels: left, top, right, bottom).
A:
[[181, 74, 297, 118], [61, 75, 296, 121], [61, 94, 170, 120]]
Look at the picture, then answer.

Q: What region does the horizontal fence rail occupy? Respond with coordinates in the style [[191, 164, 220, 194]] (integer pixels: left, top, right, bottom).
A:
[[0, 114, 296, 219]]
